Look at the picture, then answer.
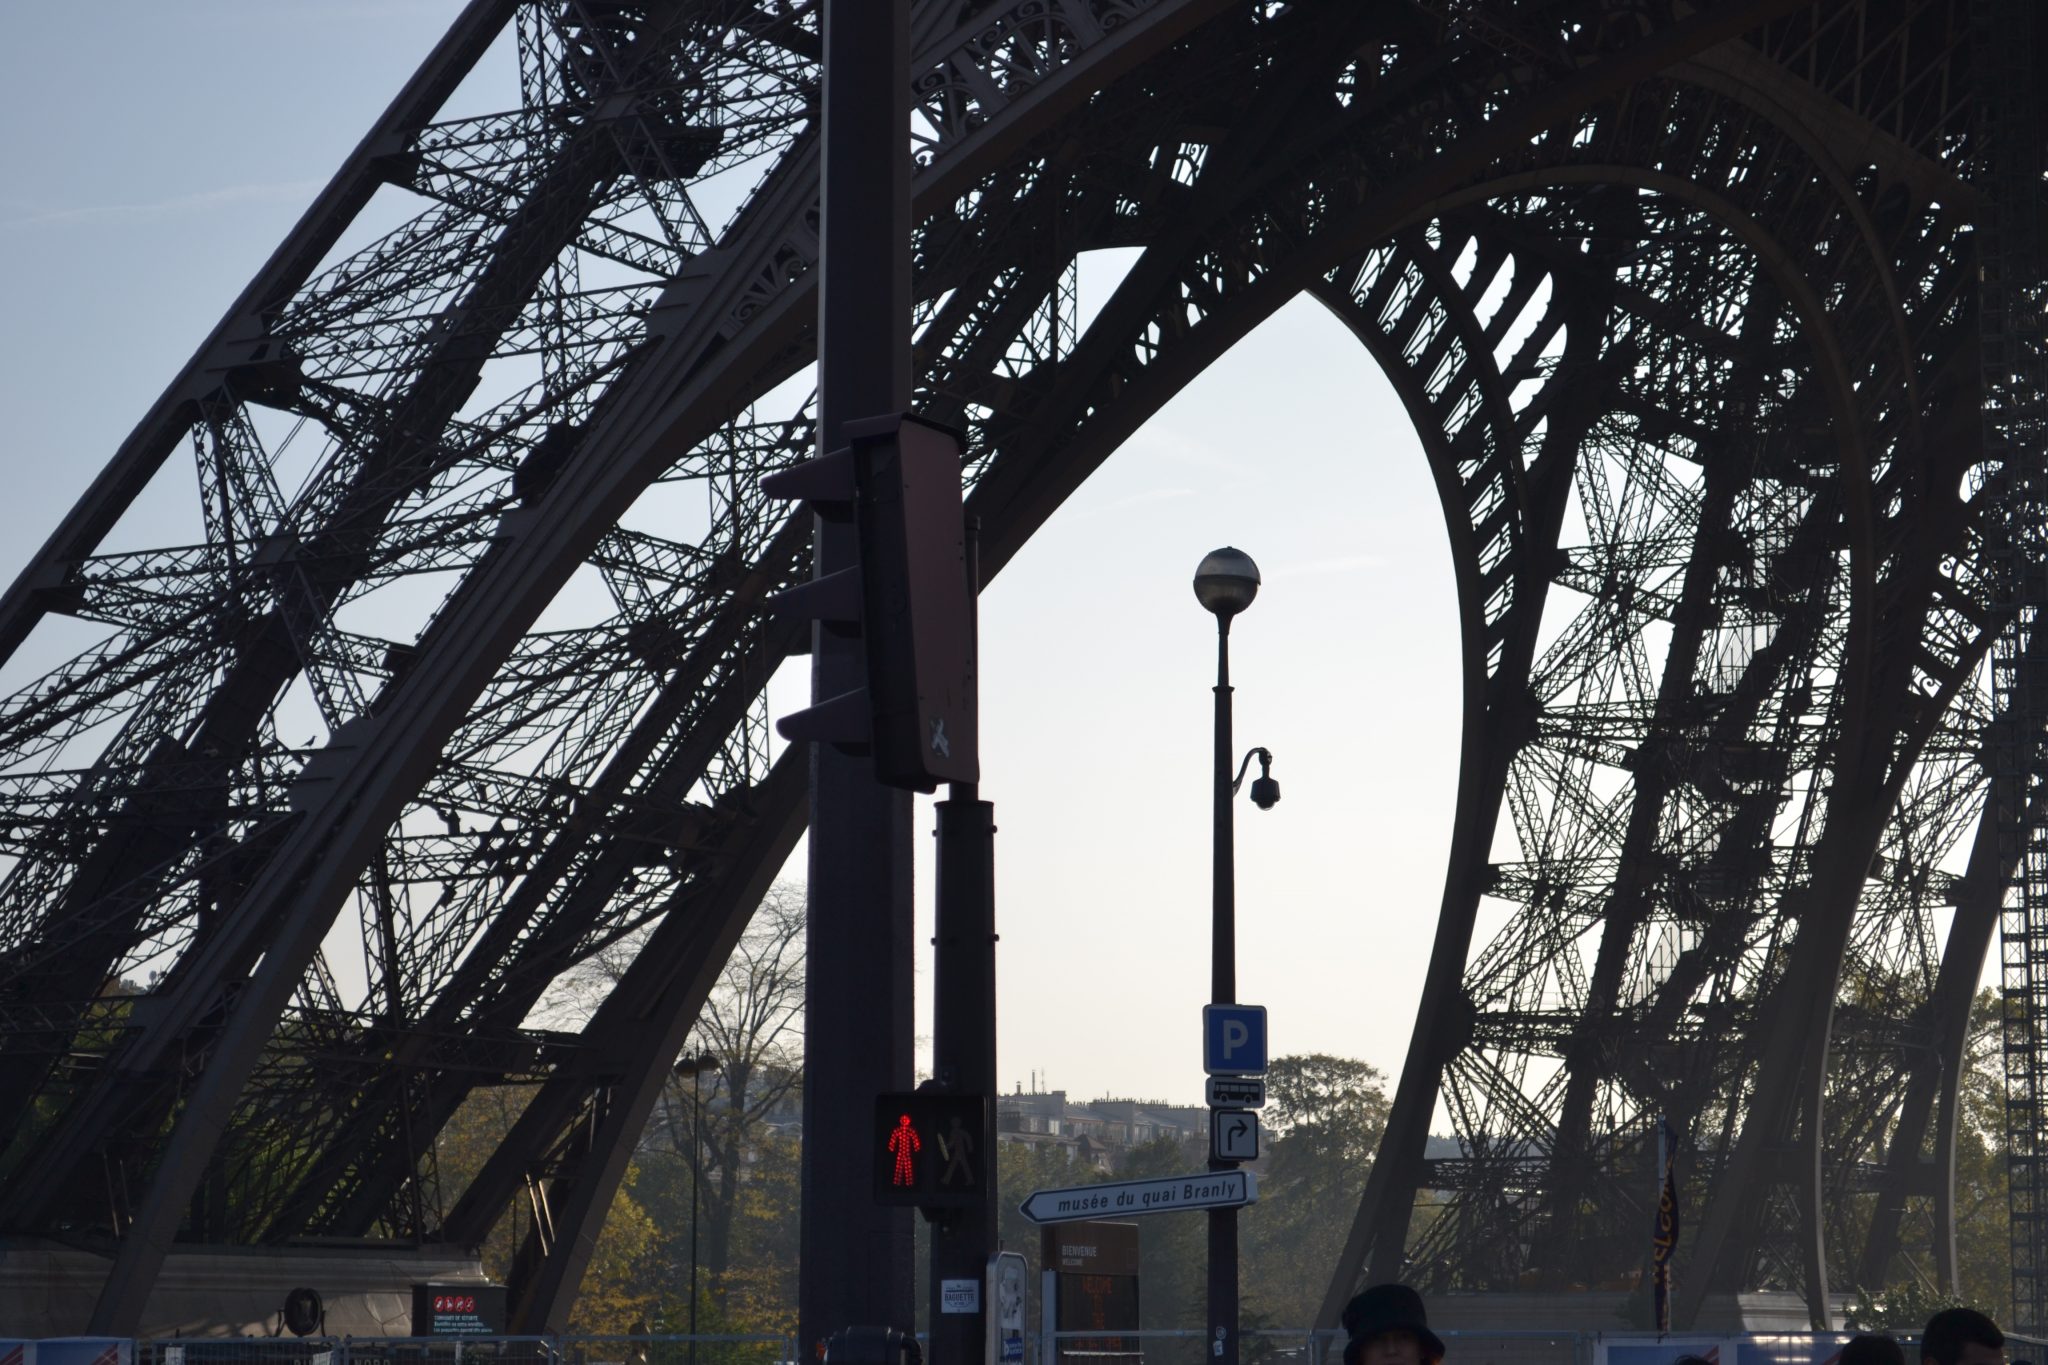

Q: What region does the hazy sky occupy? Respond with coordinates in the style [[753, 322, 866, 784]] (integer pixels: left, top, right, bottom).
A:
[[0, 3, 1462, 1107]]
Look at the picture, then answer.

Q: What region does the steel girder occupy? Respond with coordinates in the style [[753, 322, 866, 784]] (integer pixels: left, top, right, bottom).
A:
[[0, 0, 2030, 1335]]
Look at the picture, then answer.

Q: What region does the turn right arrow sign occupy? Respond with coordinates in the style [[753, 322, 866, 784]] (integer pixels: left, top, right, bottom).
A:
[[1211, 1108, 1260, 1163]]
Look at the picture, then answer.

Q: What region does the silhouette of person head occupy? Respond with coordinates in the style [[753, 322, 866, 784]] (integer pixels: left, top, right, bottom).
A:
[[1922, 1309, 2004, 1365]]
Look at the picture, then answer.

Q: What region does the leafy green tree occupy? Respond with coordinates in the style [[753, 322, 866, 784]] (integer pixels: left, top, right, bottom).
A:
[[569, 1174, 665, 1333], [998, 1138, 1105, 1276], [653, 1131, 800, 1360], [431, 1086, 664, 1333], [431, 1086, 532, 1290], [1262, 1055, 1391, 1153], [1110, 1134, 1211, 1331], [989, 1058, 1390, 1337], [421, 886, 809, 1335], [1952, 989, 2012, 1322], [675, 887, 806, 1287], [1848, 988, 2012, 1327], [994, 1126, 1211, 1331], [569, 885, 807, 1325], [1242, 1055, 1389, 1326], [1844, 1280, 1972, 1333], [720, 1128, 803, 1330]]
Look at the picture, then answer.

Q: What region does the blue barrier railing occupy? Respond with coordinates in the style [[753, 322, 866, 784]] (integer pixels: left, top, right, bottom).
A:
[[0, 1328, 2033, 1365]]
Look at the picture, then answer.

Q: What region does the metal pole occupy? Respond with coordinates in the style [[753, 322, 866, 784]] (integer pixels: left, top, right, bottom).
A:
[[1213, 621, 1235, 1001], [1209, 618, 1239, 1365], [799, 0, 916, 1354], [1652, 1116, 1666, 1335], [690, 1063, 701, 1365], [931, 518, 993, 1364], [930, 784, 998, 1365]]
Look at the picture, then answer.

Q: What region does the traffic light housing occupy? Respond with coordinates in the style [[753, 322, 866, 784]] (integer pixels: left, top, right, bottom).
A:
[[762, 412, 977, 792], [873, 1092, 989, 1209]]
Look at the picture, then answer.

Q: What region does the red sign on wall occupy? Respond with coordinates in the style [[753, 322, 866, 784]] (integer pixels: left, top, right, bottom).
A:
[[411, 1284, 507, 1336]]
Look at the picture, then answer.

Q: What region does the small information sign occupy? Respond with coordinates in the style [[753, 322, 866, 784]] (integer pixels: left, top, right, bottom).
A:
[[1206, 1076, 1266, 1109], [410, 1284, 508, 1337], [1211, 1109, 1260, 1163], [1040, 1223, 1140, 1365], [1203, 1005, 1268, 1075], [988, 1251, 1029, 1365]]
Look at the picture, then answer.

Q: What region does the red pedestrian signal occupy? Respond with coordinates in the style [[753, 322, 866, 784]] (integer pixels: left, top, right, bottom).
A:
[[888, 1112, 922, 1187], [873, 1092, 988, 1208]]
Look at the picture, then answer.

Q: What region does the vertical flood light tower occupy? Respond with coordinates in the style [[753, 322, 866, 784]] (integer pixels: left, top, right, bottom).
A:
[[0, 0, 2046, 1338]]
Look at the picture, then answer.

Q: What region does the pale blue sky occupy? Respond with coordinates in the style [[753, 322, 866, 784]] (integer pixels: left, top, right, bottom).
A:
[[0, 3, 1462, 1106]]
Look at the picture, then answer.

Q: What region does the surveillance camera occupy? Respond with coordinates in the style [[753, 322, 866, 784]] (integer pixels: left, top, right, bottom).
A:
[[1249, 775, 1280, 810]]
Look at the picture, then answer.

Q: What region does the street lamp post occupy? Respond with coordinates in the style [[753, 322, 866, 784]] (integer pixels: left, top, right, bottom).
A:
[[1193, 547, 1275, 1365], [674, 1048, 721, 1365]]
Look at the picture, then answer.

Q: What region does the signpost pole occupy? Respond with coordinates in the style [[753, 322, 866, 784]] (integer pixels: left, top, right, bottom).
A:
[[930, 785, 997, 1364], [1209, 600, 1239, 1365], [1040, 1268, 1059, 1365], [1194, 549, 1267, 1365]]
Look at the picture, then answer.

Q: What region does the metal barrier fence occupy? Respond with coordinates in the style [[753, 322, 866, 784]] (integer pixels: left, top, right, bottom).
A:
[[111, 1329, 2048, 1365], [1039, 1329, 1590, 1365], [140, 1342, 345, 1365], [134, 1341, 794, 1365], [1036, 1329, 2048, 1365], [555, 1336, 793, 1365], [335, 1339, 561, 1365]]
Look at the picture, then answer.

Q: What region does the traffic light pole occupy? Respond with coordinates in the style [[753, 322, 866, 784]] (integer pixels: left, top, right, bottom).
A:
[[799, 0, 916, 1356], [928, 784, 998, 1365]]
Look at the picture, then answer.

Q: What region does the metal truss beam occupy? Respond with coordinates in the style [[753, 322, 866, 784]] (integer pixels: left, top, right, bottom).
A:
[[0, 0, 2022, 1336]]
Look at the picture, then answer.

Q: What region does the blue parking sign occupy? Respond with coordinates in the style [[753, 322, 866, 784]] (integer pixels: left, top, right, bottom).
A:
[[1204, 1004, 1268, 1075]]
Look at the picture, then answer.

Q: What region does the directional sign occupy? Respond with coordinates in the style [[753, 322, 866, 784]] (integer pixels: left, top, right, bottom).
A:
[[1020, 1169, 1258, 1224], [1206, 1076, 1266, 1109], [1204, 1004, 1268, 1075], [1211, 1109, 1260, 1163]]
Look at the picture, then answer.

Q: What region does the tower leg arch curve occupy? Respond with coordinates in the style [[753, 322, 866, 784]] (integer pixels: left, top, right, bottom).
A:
[[1394, 161, 1905, 1318], [1301, 229, 1601, 1311], [951, 157, 1908, 1315], [1281, 168, 1979, 1321]]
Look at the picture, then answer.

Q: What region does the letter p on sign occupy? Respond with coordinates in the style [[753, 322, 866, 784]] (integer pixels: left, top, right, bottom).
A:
[[1203, 1004, 1268, 1075]]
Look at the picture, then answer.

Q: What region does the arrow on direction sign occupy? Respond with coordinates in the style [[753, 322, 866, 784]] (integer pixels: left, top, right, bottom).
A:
[[1211, 1108, 1259, 1163], [1019, 1169, 1257, 1224]]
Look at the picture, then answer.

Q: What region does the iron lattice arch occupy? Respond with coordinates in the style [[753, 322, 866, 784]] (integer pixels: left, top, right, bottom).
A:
[[0, 0, 2043, 1336]]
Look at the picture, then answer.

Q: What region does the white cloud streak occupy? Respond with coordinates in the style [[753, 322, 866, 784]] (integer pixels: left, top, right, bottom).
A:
[[0, 180, 323, 232]]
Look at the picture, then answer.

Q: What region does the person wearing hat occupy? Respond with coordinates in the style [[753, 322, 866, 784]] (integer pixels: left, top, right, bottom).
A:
[[1341, 1284, 1446, 1365], [1921, 1307, 2005, 1365]]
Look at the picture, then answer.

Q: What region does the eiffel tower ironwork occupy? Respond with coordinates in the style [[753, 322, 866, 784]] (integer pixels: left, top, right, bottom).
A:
[[1, 0, 2045, 1338]]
